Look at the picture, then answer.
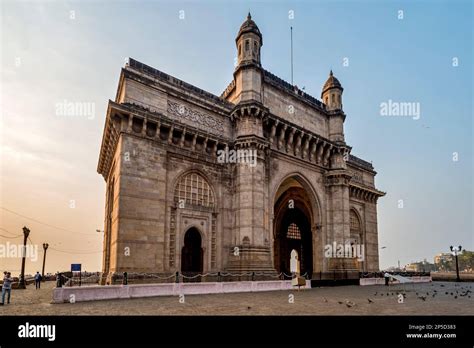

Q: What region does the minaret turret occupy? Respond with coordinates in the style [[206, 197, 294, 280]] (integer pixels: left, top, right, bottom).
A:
[[235, 12, 262, 68], [321, 70, 343, 111]]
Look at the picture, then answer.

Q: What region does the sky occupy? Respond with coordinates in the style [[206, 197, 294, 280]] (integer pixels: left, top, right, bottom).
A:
[[0, 0, 472, 274]]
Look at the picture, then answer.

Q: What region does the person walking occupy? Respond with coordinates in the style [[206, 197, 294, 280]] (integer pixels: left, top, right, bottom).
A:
[[34, 271, 42, 289], [1, 272, 13, 305]]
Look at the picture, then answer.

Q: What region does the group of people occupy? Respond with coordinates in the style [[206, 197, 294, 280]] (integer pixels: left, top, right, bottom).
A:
[[1, 271, 44, 305]]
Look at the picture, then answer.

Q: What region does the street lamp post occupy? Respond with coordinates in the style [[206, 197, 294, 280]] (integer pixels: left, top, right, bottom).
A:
[[42, 243, 49, 280], [19, 226, 30, 289], [450, 245, 462, 282]]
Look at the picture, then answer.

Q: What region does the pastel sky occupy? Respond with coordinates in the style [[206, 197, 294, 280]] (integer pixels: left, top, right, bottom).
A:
[[1, 0, 472, 274]]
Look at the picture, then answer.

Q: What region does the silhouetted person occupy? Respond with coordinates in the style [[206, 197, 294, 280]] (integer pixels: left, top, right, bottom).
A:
[[1, 272, 13, 305], [34, 272, 42, 289]]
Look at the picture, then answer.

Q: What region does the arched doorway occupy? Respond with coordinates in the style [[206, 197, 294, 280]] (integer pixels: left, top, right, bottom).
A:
[[273, 176, 317, 278], [181, 227, 203, 281]]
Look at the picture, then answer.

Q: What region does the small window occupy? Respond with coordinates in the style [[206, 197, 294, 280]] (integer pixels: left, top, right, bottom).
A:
[[238, 44, 241, 56], [286, 223, 301, 240], [245, 40, 250, 51]]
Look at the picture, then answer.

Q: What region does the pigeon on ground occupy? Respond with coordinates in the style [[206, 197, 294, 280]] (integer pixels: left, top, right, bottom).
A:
[[323, 297, 328, 303], [338, 301, 343, 304], [367, 298, 373, 304], [418, 296, 427, 301], [345, 300, 355, 308]]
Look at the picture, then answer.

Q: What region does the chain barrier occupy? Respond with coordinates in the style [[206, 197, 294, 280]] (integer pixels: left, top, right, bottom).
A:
[[55, 270, 310, 287]]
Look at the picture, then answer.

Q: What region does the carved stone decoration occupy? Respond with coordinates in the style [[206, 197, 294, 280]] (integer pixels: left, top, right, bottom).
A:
[[168, 101, 224, 133], [211, 214, 217, 270], [169, 208, 177, 268], [349, 170, 364, 184]]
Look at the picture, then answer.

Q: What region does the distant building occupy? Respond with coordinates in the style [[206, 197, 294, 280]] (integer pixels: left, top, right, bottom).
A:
[[405, 259, 436, 272], [434, 252, 453, 265]]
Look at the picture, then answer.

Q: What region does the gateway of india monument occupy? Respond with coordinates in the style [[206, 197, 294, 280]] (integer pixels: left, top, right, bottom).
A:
[[97, 14, 385, 285]]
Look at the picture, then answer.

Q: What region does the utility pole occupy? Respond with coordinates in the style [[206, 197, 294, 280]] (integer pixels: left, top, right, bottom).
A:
[[290, 26, 294, 85], [42, 243, 49, 280], [19, 226, 30, 289]]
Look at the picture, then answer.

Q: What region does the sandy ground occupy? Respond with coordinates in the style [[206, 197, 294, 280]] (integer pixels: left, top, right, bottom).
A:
[[0, 281, 472, 315]]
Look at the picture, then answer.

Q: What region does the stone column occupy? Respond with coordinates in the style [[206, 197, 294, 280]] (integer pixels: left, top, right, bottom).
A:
[[278, 124, 287, 150], [324, 167, 352, 272], [168, 126, 174, 144], [364, 200, 380, 271], [228, 103, 275, 274], [316, 141, 326, 164], [179, 128, 186, 147], [269, 121, 278, 147], [286, 128, 295, 154], [309, 138, 318, 162], [294, 132, 302, 157]]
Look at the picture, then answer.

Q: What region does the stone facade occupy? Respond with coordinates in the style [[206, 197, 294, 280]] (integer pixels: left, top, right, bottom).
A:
[[97, 14, 385, 284]]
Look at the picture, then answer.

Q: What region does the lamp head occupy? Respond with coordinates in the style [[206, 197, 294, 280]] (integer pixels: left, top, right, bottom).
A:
[[22, 226, 30, 237]]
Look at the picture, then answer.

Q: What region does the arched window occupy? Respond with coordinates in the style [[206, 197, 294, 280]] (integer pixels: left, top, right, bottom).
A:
[[350, 209, 362, 244], [245, 39, 250, 51], [286, 223, 301, 240], [174, 172, 215, 208]]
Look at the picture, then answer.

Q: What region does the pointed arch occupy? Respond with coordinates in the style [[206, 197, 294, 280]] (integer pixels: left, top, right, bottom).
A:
[[349, 208, 363, 245]]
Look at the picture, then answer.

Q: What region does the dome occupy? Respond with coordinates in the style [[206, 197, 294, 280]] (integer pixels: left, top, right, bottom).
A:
[[321, 70, 343, 96], [236, 13, 262, 43]]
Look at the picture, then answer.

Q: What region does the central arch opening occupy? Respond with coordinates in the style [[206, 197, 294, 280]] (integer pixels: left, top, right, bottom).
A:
[[181, 227, 203, 281], [273, 177, 315, 278]]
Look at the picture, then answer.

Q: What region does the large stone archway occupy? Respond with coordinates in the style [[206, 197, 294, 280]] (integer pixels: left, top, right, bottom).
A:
[[273, 175, 321, 278]]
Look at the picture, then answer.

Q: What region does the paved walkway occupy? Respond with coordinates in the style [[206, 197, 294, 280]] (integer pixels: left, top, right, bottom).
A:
[[1, 281, 472, 315]]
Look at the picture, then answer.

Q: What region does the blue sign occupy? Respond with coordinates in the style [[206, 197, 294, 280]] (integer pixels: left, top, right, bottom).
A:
[[71, 264, 81, 272]]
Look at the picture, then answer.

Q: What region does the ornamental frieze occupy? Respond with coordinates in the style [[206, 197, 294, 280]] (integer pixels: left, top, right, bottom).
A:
[[349, 170, 364, 184], [167, 100, 225, 133]]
